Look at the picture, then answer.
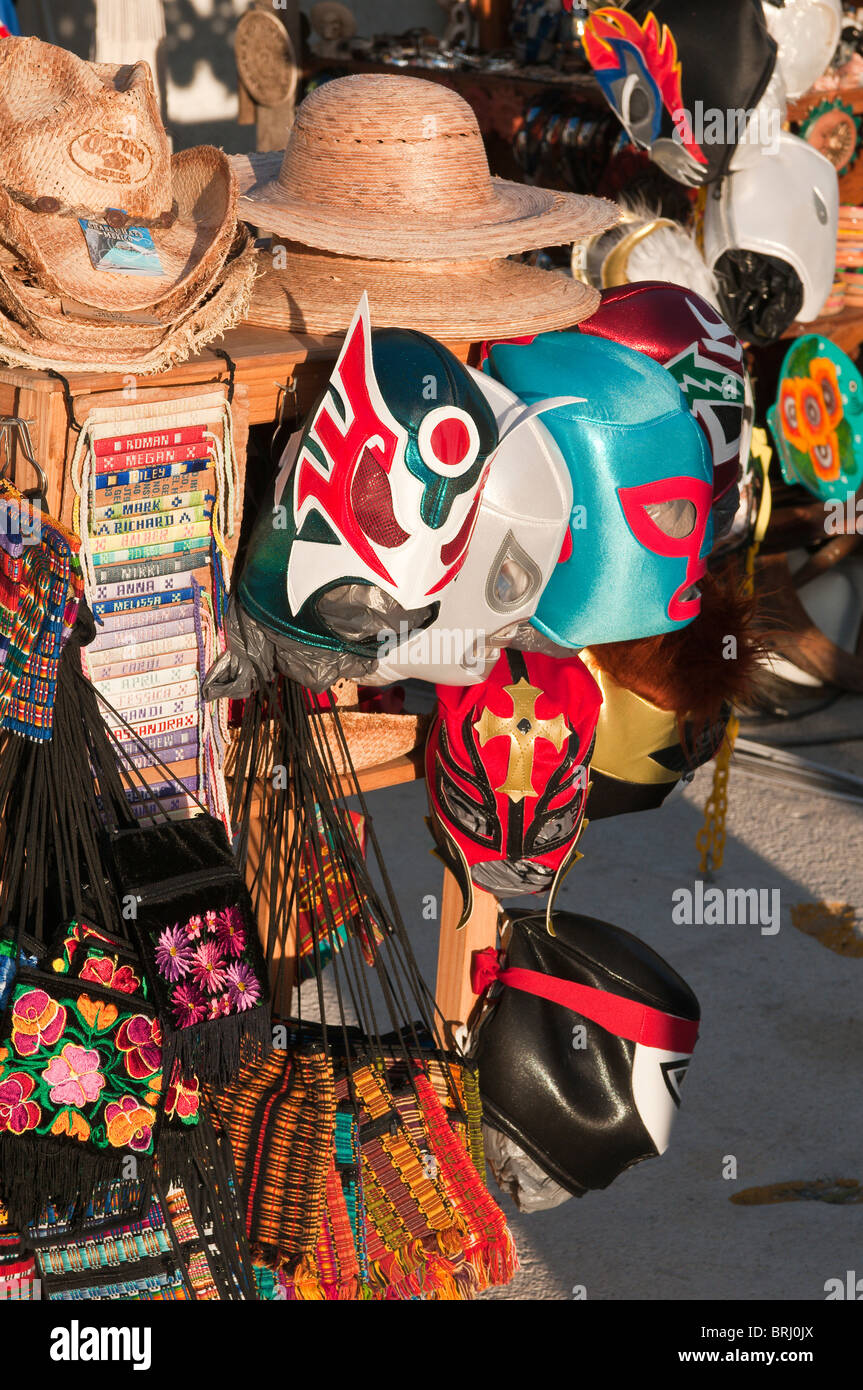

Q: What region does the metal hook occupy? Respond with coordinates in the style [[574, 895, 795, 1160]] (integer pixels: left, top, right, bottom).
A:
[[274, 377, 299, 429], [0, 417, 48, 499]]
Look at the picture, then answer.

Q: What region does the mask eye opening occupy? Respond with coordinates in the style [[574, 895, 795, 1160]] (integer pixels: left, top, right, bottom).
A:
[[643, 498, 697, 539]]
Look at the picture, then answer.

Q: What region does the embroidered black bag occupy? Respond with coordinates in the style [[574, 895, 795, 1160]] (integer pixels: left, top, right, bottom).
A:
[[110, 814, 271, 1086]]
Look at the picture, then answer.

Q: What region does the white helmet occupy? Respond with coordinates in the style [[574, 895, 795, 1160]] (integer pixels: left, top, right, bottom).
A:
[[763, 0, 842, 100], [703, 130, 838, 325]]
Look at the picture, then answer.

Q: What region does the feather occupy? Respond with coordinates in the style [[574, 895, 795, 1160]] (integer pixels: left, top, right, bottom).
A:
[[625, 221, 720, 307]]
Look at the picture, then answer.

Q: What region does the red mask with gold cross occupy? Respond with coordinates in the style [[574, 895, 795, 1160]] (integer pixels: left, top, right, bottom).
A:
[[426, 649, 602, 929]]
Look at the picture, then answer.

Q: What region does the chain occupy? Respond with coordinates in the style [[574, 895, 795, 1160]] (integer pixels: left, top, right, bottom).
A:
[[696, 429, 772, 872]]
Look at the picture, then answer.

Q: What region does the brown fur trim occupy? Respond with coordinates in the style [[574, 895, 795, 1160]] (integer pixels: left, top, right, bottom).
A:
[[589, 565, 768, 726]]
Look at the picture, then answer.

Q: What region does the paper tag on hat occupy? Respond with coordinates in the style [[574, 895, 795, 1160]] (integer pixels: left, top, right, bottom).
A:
[[78, 213, 164, 276]]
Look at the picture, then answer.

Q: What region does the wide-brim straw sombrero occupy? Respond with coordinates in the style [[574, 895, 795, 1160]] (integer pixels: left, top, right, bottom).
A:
[[247, 241, 600, 338], [0, 146, 240, 317], [0, 232, 258, 374], [231, 74, 618, 260]]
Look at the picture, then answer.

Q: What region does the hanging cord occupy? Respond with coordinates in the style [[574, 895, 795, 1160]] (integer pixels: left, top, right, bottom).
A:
[[697, 435, 773, 874], [316, 691, 465, 1105], [0, 611, 129, 944], [302, 684, 463, 1103], [46, 370, 84, 435]]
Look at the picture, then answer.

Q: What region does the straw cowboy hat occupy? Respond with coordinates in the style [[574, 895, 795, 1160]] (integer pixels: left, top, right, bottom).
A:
[[231, 74, 618, 260], [0, 229, 257, 374], [246, 240, 603, 338], [0, 38, 240, 315]]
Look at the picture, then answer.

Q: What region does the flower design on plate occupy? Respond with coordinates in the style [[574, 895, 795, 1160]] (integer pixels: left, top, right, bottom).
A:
[[104, 1096, 155, 1152], [11, 989, 66, 1058], [43, 1043, 105, 1109], [0, 1072, 40, 1133], [115, 1015, 162, 1080]]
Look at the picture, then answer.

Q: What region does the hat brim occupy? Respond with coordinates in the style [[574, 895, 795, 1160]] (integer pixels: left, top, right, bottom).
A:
[[0, 226, 253, 348], [249, 242, 599, 339], [0, 235, 257, 374], [0, 146, 238, 315], [231, 150, 619, 260]]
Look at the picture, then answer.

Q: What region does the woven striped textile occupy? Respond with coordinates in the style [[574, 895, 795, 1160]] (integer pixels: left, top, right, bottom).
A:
[[210, 1045, 336, 1269]]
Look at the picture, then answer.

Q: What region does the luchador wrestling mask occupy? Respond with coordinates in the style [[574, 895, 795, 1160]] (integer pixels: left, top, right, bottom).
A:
[[471, 908, 701, 1197], [369, 370, 573, 687], [484, 332, 714, 648], [235, 294, 499, 675], [426, 648, 601, 930], [703, 131, 838, 337], [579, 281, 746, 503], [767, 334, 863, 503], [582, 2, 777, 187]]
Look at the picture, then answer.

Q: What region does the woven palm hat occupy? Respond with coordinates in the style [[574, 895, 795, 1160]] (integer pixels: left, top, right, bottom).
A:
[[232, 74, 618, 259], [0, 229, 257, 374], [247, 240, 601, 338], [0, 38, 239, 314]]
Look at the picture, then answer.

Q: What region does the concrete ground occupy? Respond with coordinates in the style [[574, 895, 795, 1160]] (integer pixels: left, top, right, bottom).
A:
[[297, 690, 863, 1301]]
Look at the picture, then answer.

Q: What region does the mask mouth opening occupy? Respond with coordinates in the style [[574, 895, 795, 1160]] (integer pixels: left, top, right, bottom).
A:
[[471, 859, 555, 895], [317, 583, 439, 654]]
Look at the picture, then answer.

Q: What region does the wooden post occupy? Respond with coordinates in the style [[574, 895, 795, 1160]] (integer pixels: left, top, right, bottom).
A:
[[245, 794, 297, 1017], [435, 871, 500, 1043]]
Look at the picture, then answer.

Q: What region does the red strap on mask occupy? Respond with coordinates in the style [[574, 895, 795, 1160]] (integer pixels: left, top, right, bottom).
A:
[[471, 947, 699, 1053]]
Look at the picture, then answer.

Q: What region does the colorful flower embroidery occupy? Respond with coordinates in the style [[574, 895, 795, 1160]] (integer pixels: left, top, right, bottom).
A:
[[115, 1016, 162, 1080], [151, 905, 265, 1031], [225, 962, 262, 1012], [104, 1096, 155, 1152], [0, 1072, 40, 1133], [76, 995, 118, 1031], [50, 1109, 91, 1143], [216, 907, 246, 959], [11, 989, 66, 1057], [80, 955, 141, 996], [171, 983, 207, 1027], [154, 926, 193, 983], [43, 1044, 106, 1109], [190, 940, 227, 996], [0, 976, 165, 1159], [164, 1071, 200, 1124]]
